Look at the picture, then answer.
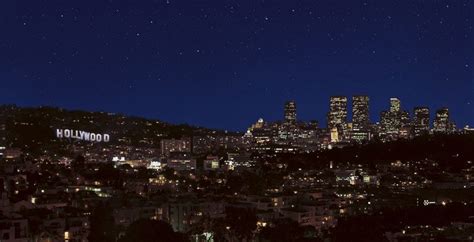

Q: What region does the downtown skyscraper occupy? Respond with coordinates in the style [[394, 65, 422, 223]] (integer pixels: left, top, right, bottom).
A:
[[380, 98, 410, 138], [0, 112, 5, 159], [433, 108, 455, 133], [390, 97, 401, 113], [352, 96, 370, 131], [413, 107, 430, 136], [284, 101, 297, 125], [327, 96, 348, 129]]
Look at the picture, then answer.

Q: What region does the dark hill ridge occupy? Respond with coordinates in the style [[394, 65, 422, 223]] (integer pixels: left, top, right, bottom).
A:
[[267, 133, 474, 172], [0, 105, 239, 151]]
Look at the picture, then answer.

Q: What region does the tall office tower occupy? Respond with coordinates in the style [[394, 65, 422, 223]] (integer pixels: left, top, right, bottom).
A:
[[380, 97, 409, 136], [413, 107, 430, 136], [390, 98, 401, 113], [327, 96, 348, 129], [352, 95, 370, 130], [433, 108, 453, 133], [380, 111, 395, 133], [284, 101, 297, 125], [400, 111, 411, 126], [0, 111, 5, 159]]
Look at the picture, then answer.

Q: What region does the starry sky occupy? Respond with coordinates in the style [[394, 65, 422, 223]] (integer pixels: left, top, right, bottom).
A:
[[1, 0, 472, 131]]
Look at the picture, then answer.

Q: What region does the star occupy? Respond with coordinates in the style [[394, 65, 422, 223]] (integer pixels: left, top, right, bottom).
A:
[[1, 0, 472, 128]]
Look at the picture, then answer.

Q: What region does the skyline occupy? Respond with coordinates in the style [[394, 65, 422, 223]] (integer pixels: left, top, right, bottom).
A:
[[1, 1, 474, 240], [1, 95, 468, 132], [1, 0, 473, 130]]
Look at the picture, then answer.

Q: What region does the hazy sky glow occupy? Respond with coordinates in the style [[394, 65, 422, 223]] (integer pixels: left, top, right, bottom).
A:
[[1, 0, 472, 130]]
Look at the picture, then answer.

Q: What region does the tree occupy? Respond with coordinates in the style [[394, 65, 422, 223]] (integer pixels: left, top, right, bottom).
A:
[[225, 207, 258, 241], [119, 219, 187, 242], [88, 203, 117, 242], [72, 155, 85, 171], [259, 219, 306, 242]]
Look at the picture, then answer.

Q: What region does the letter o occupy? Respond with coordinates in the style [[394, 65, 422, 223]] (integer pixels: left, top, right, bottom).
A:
[[90, 133, 96, 141]]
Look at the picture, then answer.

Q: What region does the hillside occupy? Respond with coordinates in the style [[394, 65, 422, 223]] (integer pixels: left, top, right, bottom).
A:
[[0, 105, 235, 153]]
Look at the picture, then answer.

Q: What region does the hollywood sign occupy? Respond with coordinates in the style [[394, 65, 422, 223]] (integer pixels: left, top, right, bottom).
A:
[[56, 129, 110, 143]]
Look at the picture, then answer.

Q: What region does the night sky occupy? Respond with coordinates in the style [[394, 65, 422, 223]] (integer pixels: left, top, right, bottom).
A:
[[1, 0, 472, 131]]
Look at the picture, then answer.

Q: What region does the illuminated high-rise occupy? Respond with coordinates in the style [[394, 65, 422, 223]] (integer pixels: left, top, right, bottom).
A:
[[380, 97, 410, 137], [0, 110, 5, 159], [433, 108, 455, 133], [352, 95, 370, 130], [413, 107, 430, 136], [390, 98, 401, 113], [327, 96, 347, 129], [284, 101, 297, 125]]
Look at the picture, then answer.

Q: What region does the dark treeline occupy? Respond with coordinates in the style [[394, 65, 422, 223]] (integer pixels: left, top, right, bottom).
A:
[[268, 134, 474, 172], [331, 202, 474, 242]]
